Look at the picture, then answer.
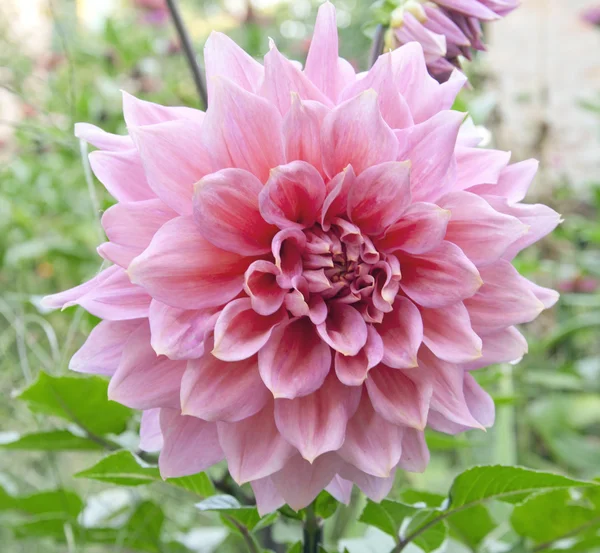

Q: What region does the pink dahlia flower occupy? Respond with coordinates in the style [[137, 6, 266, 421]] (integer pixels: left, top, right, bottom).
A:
[[388, 0, 519, 81], [45, 2, 559, 513]]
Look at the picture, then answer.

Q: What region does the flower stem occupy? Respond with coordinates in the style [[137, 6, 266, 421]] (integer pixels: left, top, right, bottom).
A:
[[165, 0, 208, 108], [303, 503, 323, 553], [369, 24, 386, 68]]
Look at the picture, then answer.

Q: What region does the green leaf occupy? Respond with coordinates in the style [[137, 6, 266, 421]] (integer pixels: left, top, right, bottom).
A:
[[0, 429, 104, 451], [17, 372, 132, 436], [75, 450, 160, 486], [511, 488, 600, 545], [359, 499, 417, 538], [195, 494, 261, 532], [75, 450, 214, 495], [447, 505, 496, 548], [314, 491, 339, 520], [405, 510, 448, 552], [0, 487, 83, 518], [287, 543, 302, 553]]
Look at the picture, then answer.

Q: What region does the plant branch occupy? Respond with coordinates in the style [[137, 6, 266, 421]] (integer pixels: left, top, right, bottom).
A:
[[532, 516, 600, 552], [369, 24, 386, 68], [303, 503, 323, 553], [224, 516, 260, 553], [165, 0, 208, 108]]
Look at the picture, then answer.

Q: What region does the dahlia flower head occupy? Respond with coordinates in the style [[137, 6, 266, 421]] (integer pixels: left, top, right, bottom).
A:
[[388, 0, 519, 81], [45, 2, 559, 514]]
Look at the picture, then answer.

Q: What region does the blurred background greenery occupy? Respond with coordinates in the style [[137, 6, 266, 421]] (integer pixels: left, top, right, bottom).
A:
[[1, 1, 599, 552]]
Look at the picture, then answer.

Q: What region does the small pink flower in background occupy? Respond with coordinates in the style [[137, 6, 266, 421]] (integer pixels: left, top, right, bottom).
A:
[[44, 2, 559, 513], [581, 5, 600, 26], [388, 0, 519, 81], [133, 0, 169, 25]]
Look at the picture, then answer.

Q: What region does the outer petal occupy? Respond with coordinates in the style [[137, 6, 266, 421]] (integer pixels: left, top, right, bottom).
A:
[[326, 475, 353, 505], [75, 122, 132, 151], [377, 297, 423, 369], [259, 161, 326, 230], [420, 302, 483, 363], [454, 146, 511, 191], [464, 261, 545, 334], [129, 120, 214, 215], [464, 326, 528, 370], [366, 365, 432, 430], [398, 429, 430, 473], [149, 300, 216, 360], [399, 241, 483, 309], [395, 110, 464, 202], [271, 453, 341, 511], [159, 409, 224, 478], [108, 322, 186, 409], [260, 41, 332, 115], [339, 394, 404, 478], [347, 161, 412, 236], [69, 319, 143, 376], [376, 202, 451, 255], [320, 165, 357, 229], [202, 77, 285, 182], [244, 260, 286, 316], [128, 216, 248, 310], [122, 91, 205, 127], [194, 168, 276, 255], [181, 354, 269, 422], [42, 265, 151, 321], [335, 325, 383, 386], [139, 409, 163, 452], [259, 317, 332, 399], [204, 31, 264, 97], [251, 477, 285, 516], [316, 303, 368, 357], [321, 90, 398, 178], [439, 191, 528, 266], [100, 199, 177, 267], [339, 464, 395, 502], [217, 402, 295, 484], [469, 159, 539, 203], [212, 298, 287, 362], [283, 96, 329, 176], [88, 148, 154, 202], [274, 373, 361, 462]]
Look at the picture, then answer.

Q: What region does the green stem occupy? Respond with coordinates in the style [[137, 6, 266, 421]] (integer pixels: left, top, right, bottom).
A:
[[369, 24, 386, 68], [303, 503, 323, 553]]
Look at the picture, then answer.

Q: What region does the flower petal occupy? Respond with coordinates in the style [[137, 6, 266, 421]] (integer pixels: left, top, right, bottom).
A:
[[251, 477, 285, 516], [378, 297, 423, 369], [122, 91, 205, 127], [259, 317, 332, 399], [469, 159, 539, 204], [139, 409, 163, 452], [128, 216, 248, 310], [339, 463, 396, 502], [194, 168, 276, 255], [398, 428, 429, 472], [335, 324, 383, 386], [274, 373, 360, 462], [181, 353, 269, 422], [316, 303, 368, 357], [75, 122, 132, 151], [244, 260, 287, 316], [320, 165, 357, 229], [326, 475, 353, 505], [212, 298, 287, 362], [464, 326, 528, 370], [454, 146, 511, 190]]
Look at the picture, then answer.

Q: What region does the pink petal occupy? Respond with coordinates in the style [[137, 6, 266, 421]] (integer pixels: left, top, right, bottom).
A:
[[274, 373, 360, 462], [88, 148, 154, 202], [395, 13, 447, 62], [259, 161, 326, 230], [258, 317, 332, 399], [398, 428, 430, 473], [260, 41, 332, 115], [304, 1, 352, 102], [339, 463, 396, 502], [335, 325, 383, 386], [339, 52, 413, 129], [366, 365, 432, 430], [464, 326, 528, 370], [525, 278, 559, 309], [244, 260, 287, 316], [181, 353, 269, 422], [283, 96, 329, 177], [321, 90, 398, 178], [217, 402, 295, 484], [469, 159, 539, 203], [271, 453, 341, 511], [421, 302, 483, 363], [108, 322, 186, 410], [377, 297, 423, 369], [316, 303, 368, 357], [194, 168, 276, 255], [339, 394, 404, 478], [454, 146, 511, 190], [204, 32, 264, 98], [159, 409, 224, 478], [376, 202, 451, 255], [435, 0, 500, 20], [463, 373, 495, 428], [129, 120, 214, 215], [122, 91, 205, 127], [320, 165, 357, 229], [440, 191, 528, 266], [271, 228, 307, 288], [149, 300, 216, 360], [128, 216, 248, 310], [464, 261, 545, 334], [42, 265, 151, 321], [251, 477, 285, 516], [399, 241, 483, 309], [69, 319, 143, 376], [75, 122, 132, 151], [202, 77, 285, 182], [347, 161, 412, 236], [100, 199, 177, 267], [326, 475, 353, 505], [212, 298, 287, 362], [395, 110, 464, 202], [139, 409, 163, 452]]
